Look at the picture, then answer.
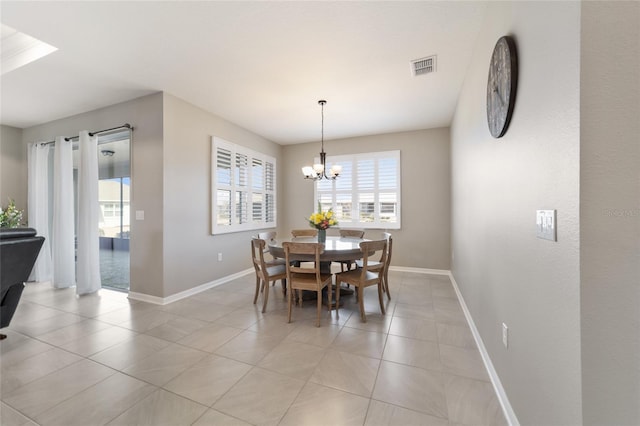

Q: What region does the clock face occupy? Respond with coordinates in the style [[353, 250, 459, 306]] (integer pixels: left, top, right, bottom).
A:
[[487, 36, 517, 138]]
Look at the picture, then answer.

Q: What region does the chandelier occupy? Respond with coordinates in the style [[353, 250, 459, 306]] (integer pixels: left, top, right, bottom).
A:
[[302, 100, 342, 180]]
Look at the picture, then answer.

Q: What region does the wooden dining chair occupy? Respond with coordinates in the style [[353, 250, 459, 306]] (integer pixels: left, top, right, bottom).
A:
[[291, 229, 318, 238], [251, 238, 287, 313], [336, 239, 387, 322], [355, 232, 392, 299], [257, 231, 286, 266], [337, 229, 365, 273], [283, 242, 333, 327]]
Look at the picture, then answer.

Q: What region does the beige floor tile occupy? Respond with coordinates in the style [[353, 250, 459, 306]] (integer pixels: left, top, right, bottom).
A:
[[3, 359, 116, 418], [437, 323, 477, 349], [34, 372, 156, 426], [163, 354, 252, 406], [0, 334, 55, 369], [343, 310, 393, 333], [1, 347, 82, 395], [192, 408, 253, 426], [331, 326, 387, 359], [213, 367, 305, 426], [434, 305, 468, 326], [396, 286, 433, 306], [213, 307, 264, 329], [89, 334, 172, 370], [393, 302, 435, 321], [284, 320, 342, 347], [106, 389, 207, 426], [439, 344, 489, 381], [35, 318, 113, 346], [164, 299, 238, 322], [383, 335, 442, 371], [122, 343, 207, 386], [310, 349, 380, 397], [365, 400, 449, 426], [279, 381, 370, 426], [9, 312, 84, 338], [0, 401, 38, 426], [118, 309, 181, 332], [258, 340, 326, 380], [215, 329, 284, 364], [388, 316, 438, 342], [372, 360, 447, 418], [93, 302, 158, 325], [143, 315, 209, 342], [247, 314, 299, 338], [444, 374, 506, 426], [177, 323, 243, 352], [59, 325, 137, 357], [10, 301, 64, 323]]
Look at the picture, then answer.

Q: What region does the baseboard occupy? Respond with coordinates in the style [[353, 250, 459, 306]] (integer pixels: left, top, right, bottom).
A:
[[448, 272, 520, 426], [388, 266, 450, 276], [128, 268, 254, 305]]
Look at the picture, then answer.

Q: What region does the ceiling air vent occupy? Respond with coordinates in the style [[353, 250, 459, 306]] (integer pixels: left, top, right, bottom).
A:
[[410, 55, 437, 77]]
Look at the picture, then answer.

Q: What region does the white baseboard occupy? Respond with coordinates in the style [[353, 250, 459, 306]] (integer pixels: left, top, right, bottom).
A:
[[388, 266, 450, 276], [128, 268, 254, 305], [448, 272, 520, 426]]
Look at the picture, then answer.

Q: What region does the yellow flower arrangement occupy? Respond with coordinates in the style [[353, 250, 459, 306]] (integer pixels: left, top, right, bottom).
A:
[[308, 203, 338, 230]]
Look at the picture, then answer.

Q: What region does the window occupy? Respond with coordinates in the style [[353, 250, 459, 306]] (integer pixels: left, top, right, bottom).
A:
[[315, 150, 400, 229], [212, 137, 276, 234]]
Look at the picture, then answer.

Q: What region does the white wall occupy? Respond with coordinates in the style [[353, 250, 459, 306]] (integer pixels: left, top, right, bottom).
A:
[[162, 93, 283, 297], [0, 125, 27, 216], [282, 128, 451, 270], [580, 2, 640, 424], [450, 2, 582, 424]]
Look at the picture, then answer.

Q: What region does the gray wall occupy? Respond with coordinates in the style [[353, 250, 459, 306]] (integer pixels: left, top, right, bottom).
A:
[[0, 125, 27, 216], [580, 2, 640, 424], [21, 93, 165, 297], [282, 128, 451, 270], [162, 93, 283, 296], [450, 2, 582, 424]]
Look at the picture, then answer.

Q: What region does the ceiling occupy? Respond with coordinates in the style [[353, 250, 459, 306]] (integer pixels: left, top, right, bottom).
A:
[[1, 1, 488, 145]]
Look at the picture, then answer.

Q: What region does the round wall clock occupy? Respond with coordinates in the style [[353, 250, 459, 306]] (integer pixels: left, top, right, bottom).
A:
[[486, 35, 518, 138]]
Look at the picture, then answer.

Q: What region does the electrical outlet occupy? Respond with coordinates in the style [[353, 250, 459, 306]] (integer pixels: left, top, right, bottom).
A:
[[217, 253, 223, 262], [502, 323, 509, 348]]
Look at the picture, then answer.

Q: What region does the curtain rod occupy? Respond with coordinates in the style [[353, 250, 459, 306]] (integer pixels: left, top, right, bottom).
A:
[[39, 123, 134, 145]]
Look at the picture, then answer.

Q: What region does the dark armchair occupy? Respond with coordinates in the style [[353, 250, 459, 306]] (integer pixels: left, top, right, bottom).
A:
[[0, 228, 45, 339]]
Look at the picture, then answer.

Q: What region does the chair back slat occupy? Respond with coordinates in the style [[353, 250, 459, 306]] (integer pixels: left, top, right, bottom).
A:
[[358, 239, 387, 278], [291, 229, 318, 237], [339, 229, 365, 238], [283, 242, 324, 281], [251, 238, 267, 279]]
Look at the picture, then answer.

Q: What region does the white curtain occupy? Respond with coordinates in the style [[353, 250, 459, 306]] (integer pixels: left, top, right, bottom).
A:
[[76, 131, 101, 295], [27, 142, 53, 282], [52, 136, 75, 288]]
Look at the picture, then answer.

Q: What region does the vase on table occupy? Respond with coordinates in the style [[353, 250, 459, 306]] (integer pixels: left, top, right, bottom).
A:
[[317, 229, 326, 243]]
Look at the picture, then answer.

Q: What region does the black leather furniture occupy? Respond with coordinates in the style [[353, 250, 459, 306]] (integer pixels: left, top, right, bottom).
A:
[[0, 227, 45, 339]]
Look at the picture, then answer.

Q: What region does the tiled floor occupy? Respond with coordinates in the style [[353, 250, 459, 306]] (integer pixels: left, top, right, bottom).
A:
[[1, 269, 507, 426]]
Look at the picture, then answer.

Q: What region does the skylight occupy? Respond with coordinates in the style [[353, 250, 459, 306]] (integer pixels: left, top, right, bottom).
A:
[[1, 23, 58, 75]]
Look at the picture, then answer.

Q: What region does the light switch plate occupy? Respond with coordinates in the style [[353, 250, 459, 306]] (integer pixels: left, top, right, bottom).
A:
[[536, 209, 556, 241], [135, 210, 145, 221]]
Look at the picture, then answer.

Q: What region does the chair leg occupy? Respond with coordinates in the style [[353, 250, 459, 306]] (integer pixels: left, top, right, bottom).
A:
[[287, 283, 293, 323], [253, 275, 260, 304], [262, 279, 270, 313], [316, 288, 322, 327], [335, 279, 341, 318], [281, 279, 286, 296], [377, 281, 386, 315], [358, 286, 366, 322], [384, 270, 391, 300]]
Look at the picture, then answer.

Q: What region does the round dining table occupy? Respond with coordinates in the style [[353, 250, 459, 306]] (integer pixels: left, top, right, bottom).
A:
[[267, 235, 368, 263], [267, 236, 367, 305]]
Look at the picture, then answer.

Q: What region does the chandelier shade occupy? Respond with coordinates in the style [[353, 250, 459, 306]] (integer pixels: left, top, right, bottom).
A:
[[302, 100, 341, 180]]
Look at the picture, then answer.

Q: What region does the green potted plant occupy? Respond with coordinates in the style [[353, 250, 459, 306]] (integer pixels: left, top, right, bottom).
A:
[[0, 199, 24, 228]]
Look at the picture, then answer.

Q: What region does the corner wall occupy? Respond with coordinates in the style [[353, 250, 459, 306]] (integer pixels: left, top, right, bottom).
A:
[[580, 2, 640, 424], [282, 128, 451, 270], [450, 2, 582, 424], [162, 93, 283, 297]]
